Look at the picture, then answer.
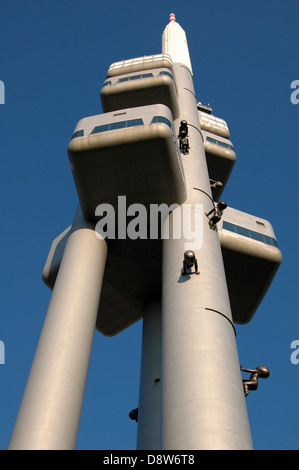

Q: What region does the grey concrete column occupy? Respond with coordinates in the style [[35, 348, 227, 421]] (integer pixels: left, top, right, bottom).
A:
[[137, 300, 162, 450], [160, 63, 253, 450], [161, 218, 253, 449], [9, 209, 107, 450]]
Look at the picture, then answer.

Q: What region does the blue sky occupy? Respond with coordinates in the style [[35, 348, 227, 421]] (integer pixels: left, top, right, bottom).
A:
[[0, 0, 298, 450]]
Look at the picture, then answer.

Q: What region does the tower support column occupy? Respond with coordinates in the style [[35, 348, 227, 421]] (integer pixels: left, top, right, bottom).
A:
[[137, 300, 162, 450], [160, 60, 253, 450], [9, 209, 107, 450], [161, 217, 253, 450]]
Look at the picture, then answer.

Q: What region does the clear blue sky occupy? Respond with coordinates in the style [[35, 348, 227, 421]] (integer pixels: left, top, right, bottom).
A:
[[0, 0, 298, 450]]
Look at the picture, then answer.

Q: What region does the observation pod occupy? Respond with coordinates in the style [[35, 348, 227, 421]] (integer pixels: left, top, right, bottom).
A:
[[197, 102, 230, 139], [202, 130, 236, 200], [101, 61, 179, 119], [68, 104, 186, 222], [106, 53, 173, 77], [218, 206, 282, 324]]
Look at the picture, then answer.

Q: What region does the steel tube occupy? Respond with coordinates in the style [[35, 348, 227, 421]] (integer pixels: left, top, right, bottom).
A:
[[9, 209, 107, 450], [161, 63, 253, 450]]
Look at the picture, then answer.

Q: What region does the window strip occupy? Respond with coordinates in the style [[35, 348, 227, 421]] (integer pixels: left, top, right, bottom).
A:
[[206, 135, 234, 150], [222, 221, 278, 247]]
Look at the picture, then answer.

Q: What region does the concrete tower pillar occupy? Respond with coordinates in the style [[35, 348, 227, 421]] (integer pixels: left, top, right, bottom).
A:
[[161, 18, 253, 450], [137, 300, 162, 450], [9, 208, 107, 450]]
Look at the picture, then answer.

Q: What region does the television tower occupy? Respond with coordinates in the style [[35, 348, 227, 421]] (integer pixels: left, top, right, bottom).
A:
[[9, 14, 281, 450]]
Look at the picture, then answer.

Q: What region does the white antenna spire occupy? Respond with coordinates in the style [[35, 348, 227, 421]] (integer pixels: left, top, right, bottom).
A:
[[162, 13, 193, 74]]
